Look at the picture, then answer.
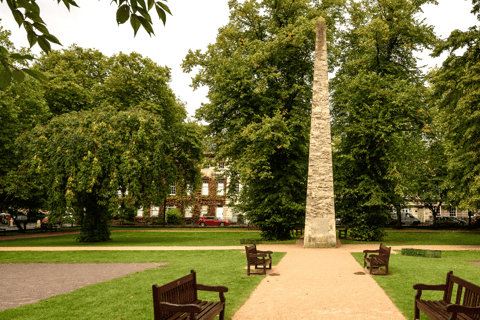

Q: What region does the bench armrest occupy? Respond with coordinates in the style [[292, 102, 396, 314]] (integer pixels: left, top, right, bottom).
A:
[[197, 284, 228, 303], [413, 283, 447, 300], [413, 284, 447, 291], [250, 253, 269, 258], [256, 250, 273, 254], [446, 304, 480, 315], [363, 249, 380, 254], [158, 301, 201, 313], [197, 284, 229, 293]]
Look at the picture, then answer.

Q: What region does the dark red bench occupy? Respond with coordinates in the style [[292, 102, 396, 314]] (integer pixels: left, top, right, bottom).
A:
[[245, 244, 272, 276], [363, 243, 391, 275]]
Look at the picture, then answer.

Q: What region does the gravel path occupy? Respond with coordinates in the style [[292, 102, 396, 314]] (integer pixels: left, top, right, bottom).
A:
[[0, 262, 167, 311]]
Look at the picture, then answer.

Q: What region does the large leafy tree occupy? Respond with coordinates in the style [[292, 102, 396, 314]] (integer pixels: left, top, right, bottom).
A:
[[35, 45, 186, 125], [11, 108, 202, 242], [183, 0, 345, 240], [0, 0, 172, 89], [330, 0, 437, 238], [0, 26, 50, 230], [430, 0, 480, 212]]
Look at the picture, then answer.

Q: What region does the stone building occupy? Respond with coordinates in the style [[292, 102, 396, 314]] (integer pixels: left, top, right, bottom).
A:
[[137, 159, 241, 224]]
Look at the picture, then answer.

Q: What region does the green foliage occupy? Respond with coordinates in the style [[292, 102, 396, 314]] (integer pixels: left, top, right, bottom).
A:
[[12, 107, 202, 242], [0, 27, 50, 225], [429, 1, 480, 211], [349, 224, 386, 241], [182, 0, 345, 240], [166, 208, 182, 225], [0, 0, 171, 89], [331, 0, 438, 229]]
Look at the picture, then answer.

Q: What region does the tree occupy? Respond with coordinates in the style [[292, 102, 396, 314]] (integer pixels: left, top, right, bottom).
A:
[[330, 0, 437, 239], [35, 45, 186, 125], [12, 107, 203, 242], [429, 0, 480, 212], [0, 26, 50, 231], [182, 0, 345, 240], [0, 0, 172, 89]]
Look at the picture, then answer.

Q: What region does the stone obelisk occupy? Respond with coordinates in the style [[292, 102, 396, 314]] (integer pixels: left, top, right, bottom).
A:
[[304, 17, 336, 248]]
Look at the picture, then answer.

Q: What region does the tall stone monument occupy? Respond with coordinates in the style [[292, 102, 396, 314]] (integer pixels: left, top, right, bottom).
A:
[[304, 17, 336, 248]]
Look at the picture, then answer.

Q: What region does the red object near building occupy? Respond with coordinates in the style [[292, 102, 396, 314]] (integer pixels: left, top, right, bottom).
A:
[[198, 216, 230, 227]]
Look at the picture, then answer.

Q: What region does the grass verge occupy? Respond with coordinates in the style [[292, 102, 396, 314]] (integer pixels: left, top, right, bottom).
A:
[[341, 230, 480, 245], [351, 250, 480, 319], [0, 231, 300, 247], [0, 250, 286, 320]]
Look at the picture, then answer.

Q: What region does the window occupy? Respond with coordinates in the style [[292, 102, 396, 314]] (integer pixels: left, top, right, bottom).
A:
[[217, 181, 224, 195], [167, 205, 175, 211], [170, 185, 176, 195], [151, 206, 159, 217], [202, 182, 209, 195], [204, 163, 210, 169], [449, 207, 457, 217], [401, 208, 410, 214], [219, 162, 224, 169], [234, 183, 240, 194], [186, 184, 191, 195], [185, 206, 192, 218], [201, 206, 208, 217], [216, 206, 223, 219]]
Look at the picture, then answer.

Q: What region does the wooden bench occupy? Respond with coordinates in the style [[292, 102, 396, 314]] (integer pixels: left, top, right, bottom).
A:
[[40, 223, 57, 233], [245, 244, 272, 276], [363, 243, 391, 275], [414, 271, 480, 320], [152, 270, 228, 320]]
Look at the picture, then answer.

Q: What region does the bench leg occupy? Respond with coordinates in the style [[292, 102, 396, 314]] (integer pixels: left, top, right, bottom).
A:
[[219, 306, 225, 320], [247, 264, 251, 276], [414, 301, 419, 320]]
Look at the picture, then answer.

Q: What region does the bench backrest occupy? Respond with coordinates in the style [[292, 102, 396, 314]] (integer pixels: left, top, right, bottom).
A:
[[378, 243, 391, 264], [245, 244, 259, 263], [443, 271, 480, 317], [152, 270, 198, 319]]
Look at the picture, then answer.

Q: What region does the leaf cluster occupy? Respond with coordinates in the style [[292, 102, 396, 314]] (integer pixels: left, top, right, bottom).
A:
[[0, 0, 171, 89]]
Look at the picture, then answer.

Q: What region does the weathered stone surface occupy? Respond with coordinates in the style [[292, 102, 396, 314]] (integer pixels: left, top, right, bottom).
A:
[[304, 17, 336, 248]]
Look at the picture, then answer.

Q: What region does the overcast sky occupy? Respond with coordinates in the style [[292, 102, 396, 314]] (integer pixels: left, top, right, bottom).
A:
[[0, 1, 478, 119]]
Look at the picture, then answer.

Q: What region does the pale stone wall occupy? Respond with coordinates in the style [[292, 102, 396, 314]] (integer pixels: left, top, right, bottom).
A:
[[304, 17, 336, 248]]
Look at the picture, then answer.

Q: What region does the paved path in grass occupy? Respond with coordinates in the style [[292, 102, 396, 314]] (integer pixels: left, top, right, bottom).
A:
[[0, 239, 479, 319]]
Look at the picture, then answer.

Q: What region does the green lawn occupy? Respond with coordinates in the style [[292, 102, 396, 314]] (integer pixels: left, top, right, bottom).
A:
[[340, 230, 480, 246], [352, 250, 480, 319], [0, 230, 300, 247], [0, 250, 286, 320]]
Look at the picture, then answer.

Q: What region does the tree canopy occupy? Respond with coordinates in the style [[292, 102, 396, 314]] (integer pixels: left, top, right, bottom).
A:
[[183, 0, 345, 240], [429, 0, 480, 211], [330, 0, 438, 238]]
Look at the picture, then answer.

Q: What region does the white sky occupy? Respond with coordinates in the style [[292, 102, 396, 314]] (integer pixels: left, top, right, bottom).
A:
[[0, 0, 478, 119]]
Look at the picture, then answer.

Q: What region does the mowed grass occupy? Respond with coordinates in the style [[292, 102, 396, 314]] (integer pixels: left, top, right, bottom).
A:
[[0, 230, 300, 247], [0, 250, 286, 320], [351, 250, 480, 320], [340, 230, 480, 245]]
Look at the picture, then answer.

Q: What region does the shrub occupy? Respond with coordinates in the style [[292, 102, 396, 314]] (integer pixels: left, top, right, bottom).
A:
[[349, 224, 386, 241], [167, 209, 182, 225]]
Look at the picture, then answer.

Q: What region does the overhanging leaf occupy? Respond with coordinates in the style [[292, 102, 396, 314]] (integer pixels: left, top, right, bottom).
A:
[[116, 4, 130, 24], [0, 70, 12, 90], [38, 36, 52, 53], [130, 14, 141, 36], [23, 68, 48, 82], [155, 4, 166, 26], [12, 69, 26, 83]]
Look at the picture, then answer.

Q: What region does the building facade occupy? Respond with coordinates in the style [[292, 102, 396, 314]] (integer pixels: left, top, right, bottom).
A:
[[137, 161, 242, 224]]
